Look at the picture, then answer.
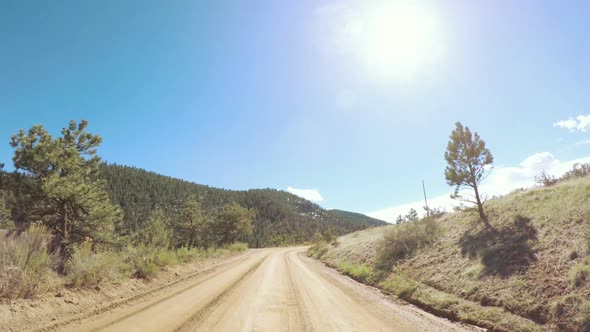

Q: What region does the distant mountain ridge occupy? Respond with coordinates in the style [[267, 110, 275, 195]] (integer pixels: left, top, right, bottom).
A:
[[99, 164, 384, 247], [328, 209, 388, 227]]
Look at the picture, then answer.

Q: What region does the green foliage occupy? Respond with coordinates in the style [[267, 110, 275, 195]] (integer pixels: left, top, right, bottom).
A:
[[65, 242, 125, 288], [379, 273, 418, 299], [175, 246, 202, 263], [308, 242, 329, 259], [0, 192, 14, 230], [127, 246, 160, 279], [444, 122, 493, 223], [124, 245, 176, 279], [133, 209, 171, 248], [0, 224, 59, 299], [209, 203, 255, 247], [307, 231, 329, 258], [174, 195, 207, 248], [9, 120, 122, 246], [328, 209, 388, 227], [321, 229, 335, 244], [311, 231, 325, 244], [225, 242, 248, 252], [337, 261, 376, 284], [375, 217, 439, 273]]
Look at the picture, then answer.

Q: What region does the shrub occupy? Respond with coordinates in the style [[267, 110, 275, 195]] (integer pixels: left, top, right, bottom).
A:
[[561, 163, 590, 181], [570, 264, 590, 288], [65, 242, 124, 288], [379, 273, 419, 299], [337, 261, 376, 284], [154, 249, 178, 267], [225, 242, 248, 252], [535, 170, 557, 187], [307, 241, 328, 259], [375, 217, 439, 273], [0, 224, 60, 299], [175, 246, 203, 263], [123, 246, 161, 279]]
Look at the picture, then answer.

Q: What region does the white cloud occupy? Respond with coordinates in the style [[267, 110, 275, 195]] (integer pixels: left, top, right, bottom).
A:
[[287, 187, 324, 202], [368, 194, 454, 224], [367, 152, 590, 223], [554, 115, 590, 132]]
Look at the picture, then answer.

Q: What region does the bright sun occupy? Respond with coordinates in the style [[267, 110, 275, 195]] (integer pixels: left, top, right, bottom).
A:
[[313, 2, 445, 81], [361, 4, 444, 79], [327, 2, 445, 80]]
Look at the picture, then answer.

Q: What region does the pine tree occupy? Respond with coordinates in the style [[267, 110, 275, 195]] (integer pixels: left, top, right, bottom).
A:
[[444, 122, 494, 227], [10, 120, 122, 246], [174, 195, 206, 248], [133, 209, 170, 248], [210, 203, 255, 246]]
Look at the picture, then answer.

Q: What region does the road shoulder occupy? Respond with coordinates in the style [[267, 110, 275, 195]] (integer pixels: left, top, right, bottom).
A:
[[0, 250, 253, 332]]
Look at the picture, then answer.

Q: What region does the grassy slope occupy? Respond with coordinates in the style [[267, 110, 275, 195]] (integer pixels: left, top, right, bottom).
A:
[[318, 176, 590, 332]]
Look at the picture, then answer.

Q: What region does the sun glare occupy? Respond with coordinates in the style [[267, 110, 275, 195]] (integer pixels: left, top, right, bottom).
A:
[[324, 3, 445, 79], [361, 4, 444, 80]]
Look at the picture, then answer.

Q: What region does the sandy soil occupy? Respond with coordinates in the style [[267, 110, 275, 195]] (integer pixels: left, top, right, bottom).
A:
[[2, 248, 482, 332]]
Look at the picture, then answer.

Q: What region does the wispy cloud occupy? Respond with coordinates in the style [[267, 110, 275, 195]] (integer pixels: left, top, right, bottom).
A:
[[287, 187, 324, 202], [554, 115, 590, 132], [367, 152, 590, 223]]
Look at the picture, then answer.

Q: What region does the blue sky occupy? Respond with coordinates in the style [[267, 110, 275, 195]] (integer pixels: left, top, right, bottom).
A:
[[1, 0, 590, 221]]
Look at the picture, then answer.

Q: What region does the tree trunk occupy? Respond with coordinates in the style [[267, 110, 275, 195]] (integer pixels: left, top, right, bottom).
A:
[[472, 184, 491, 228], [62, 210, 69, 243]]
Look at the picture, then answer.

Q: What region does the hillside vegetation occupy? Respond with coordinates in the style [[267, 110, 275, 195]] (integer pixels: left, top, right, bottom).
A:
[[311, 174, 590, 332], [328, 209, 388, 228], [99, 164, 385, 248]]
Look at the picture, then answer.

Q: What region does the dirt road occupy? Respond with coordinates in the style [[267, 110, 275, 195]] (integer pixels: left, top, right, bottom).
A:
[[58, 248, 476, 332]]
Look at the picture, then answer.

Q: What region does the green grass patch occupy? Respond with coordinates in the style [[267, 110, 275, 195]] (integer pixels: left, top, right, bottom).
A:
[[336, 261, 376, 284], [379, 274, 542, 332]]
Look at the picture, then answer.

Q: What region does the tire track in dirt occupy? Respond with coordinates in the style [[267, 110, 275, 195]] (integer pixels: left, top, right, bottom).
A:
[[53, 248, 480, 332], [173, 256, 266, 332], [36, 251, 255, 332], [284, 251, 315, 332], [90, 253, 262, 331], [60, 251, 269, 332]]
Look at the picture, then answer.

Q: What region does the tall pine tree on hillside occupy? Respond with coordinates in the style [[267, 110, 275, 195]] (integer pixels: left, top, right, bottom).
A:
[[174, 195, 207, 248], [444, 122, 494, 227], [10, 120, 121, 246], [210, 203, 255, 246]]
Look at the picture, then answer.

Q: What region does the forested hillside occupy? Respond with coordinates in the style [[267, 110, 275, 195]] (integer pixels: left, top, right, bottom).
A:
[[99, 164, 384, 247], [328, 209, 388, 228]]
